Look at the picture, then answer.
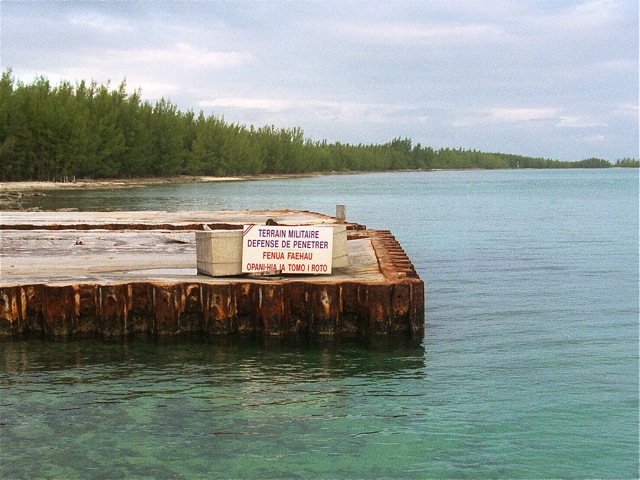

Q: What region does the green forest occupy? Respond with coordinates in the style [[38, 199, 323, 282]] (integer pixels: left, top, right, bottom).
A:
[[1, 70, 637, 181]]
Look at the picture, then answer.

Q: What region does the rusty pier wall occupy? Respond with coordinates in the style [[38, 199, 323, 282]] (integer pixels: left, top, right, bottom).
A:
[[0, 211, 424, 338], [0, 278, 423, 338]]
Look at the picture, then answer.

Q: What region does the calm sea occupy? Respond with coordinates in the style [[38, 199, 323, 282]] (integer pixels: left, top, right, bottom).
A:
[[2, 169, 638, 478]]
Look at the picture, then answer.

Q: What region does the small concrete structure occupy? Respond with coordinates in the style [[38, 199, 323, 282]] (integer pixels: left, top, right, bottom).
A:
[[0, 210, 424, 338], [196, 230, 244, 277], [336, 204, 347, 224], [195, 225, 348, 277]]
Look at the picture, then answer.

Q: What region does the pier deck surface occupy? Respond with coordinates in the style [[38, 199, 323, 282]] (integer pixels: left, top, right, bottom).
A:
[[0, 211, 423, 337], [1, 210, 377, 285]]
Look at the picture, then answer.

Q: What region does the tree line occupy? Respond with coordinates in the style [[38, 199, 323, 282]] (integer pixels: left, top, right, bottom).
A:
[[0, 70, 636, 181]]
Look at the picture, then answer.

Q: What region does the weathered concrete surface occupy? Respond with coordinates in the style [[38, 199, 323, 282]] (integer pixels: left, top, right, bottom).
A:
[[0, 211, 424, 338]]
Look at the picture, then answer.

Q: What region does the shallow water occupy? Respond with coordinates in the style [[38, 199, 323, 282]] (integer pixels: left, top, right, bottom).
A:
[[3, 169, 638, 478]]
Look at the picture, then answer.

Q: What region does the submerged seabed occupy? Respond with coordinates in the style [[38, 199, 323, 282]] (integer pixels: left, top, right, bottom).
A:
[[2, 169, 639, 478], [2, 336, 432, 479]]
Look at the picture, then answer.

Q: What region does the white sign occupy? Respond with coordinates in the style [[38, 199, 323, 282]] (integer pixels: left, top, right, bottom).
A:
[[242, 225, 334, 274]]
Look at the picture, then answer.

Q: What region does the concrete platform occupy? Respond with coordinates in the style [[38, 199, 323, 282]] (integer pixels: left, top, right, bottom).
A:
[[0, 211, 424, 337]]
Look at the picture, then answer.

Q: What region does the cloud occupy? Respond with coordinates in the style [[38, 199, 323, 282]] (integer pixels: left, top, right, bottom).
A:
[[594, 59, 637, 73], [612, 103, 639, 119], [556, 117, 608, 128], [583, 134, 607, 143], [456, 108, 612, 131], [199, 97, 423, 125], [122, 80, 181, 99], [528, 0, 622, 31], [332, 21, 508, 46], [68, 11, 131, 33], [453, 108, 559, 127], [488, 108, 559, 122], [200, 97, 297, 112], [33, 42, 253, 96], [568, 0, 621, 27], [108, 43, 253, 70]]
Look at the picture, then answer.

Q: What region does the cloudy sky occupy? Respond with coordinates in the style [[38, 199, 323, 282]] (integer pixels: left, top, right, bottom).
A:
[[1, 0, 637, 161]]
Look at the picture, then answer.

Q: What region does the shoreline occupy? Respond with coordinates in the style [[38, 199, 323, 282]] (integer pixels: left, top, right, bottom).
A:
[[0, 173, 330, 210], [1, 166, 629, 194], [0, 173, 327, 193]]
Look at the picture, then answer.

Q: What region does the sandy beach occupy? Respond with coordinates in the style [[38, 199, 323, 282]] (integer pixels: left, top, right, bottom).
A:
[[0, 176, 249, 211], [0, 173, 334, 192], [0, 175, 249, 193]]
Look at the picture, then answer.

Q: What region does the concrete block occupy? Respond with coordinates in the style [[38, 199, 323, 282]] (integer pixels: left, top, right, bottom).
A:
[[196, 230, 243, 276], [196, 225, 348, 277]]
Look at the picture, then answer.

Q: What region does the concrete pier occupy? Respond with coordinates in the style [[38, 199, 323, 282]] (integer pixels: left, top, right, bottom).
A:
[[0, 211, 424, 338]]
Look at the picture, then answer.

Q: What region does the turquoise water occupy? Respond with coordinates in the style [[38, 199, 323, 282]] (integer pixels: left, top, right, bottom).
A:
[[2, 169, 639, 478]]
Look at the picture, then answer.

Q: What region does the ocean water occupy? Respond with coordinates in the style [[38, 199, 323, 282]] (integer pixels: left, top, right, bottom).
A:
[[2, 169, 638, 478]]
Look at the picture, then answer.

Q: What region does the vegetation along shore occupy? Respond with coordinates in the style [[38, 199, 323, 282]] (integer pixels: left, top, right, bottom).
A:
[[1, 69, 638, 184]]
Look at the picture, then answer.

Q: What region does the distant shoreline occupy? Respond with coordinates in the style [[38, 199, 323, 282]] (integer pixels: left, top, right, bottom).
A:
[[0, 173, 336, 211], [0, 173, 330, 193], [2, 167, 634, 195]]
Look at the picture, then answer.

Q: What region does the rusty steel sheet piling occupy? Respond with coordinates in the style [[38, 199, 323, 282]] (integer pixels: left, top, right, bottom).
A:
[[0, 211, 424, 338]]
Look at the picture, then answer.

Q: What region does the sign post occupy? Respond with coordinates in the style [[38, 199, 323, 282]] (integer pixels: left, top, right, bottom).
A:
[[242, 225, 334, 274]]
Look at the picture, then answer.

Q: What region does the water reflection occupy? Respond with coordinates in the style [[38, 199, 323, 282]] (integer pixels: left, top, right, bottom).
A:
[[0, 336, 425, 378]]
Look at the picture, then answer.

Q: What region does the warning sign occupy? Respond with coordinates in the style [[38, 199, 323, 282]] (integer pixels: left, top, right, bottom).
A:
[[242, 225, 334, 274]]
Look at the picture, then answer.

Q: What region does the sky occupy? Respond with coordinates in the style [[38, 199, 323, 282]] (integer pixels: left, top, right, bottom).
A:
[[1, 0, 638, 162]]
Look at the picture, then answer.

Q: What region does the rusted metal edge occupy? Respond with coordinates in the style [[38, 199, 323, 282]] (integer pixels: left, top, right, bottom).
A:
[[0, 279, 424, 338], [368, 230, 420, 280]]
